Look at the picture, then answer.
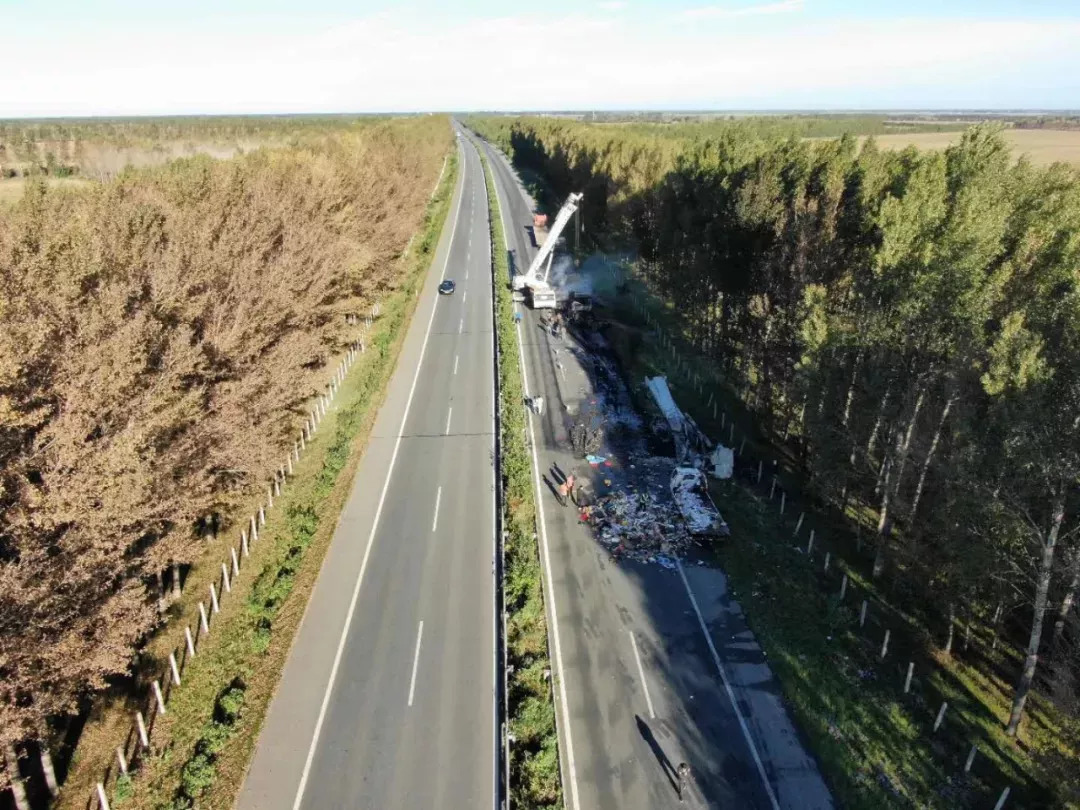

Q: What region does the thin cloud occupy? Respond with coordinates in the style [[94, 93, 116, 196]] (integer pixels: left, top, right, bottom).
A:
[[0, 9, 1078, 115], [681, 0, 803, 20], [599, 1, 626, 9]]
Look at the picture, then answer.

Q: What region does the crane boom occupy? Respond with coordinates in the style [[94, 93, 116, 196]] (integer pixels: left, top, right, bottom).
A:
[[512, 192, 582, 291]]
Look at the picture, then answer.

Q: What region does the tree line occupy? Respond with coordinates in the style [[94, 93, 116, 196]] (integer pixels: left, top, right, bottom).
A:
[[469, 115, 1080, 793], [0, 116, 451, 778]]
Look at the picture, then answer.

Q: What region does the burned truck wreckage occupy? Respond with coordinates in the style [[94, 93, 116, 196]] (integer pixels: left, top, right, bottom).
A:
[[533, 281, 732, 567]]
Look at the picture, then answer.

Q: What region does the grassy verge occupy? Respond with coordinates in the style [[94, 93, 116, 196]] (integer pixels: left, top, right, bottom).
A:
[[482, 153, 563, 809], [58, 148, 459, 810], [604, 286, 1060, 809]]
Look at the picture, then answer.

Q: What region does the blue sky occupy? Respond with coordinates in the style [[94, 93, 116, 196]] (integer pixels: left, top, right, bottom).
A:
[[1, 0, 1078, 116]]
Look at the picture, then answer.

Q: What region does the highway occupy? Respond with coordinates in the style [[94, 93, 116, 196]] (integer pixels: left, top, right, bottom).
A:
[[474, 132, 834, 810], [237, 130, 496, 810]]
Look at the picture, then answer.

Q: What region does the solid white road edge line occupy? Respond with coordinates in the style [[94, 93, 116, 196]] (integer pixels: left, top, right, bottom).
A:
[[629, 631, 656, 721], [514, 311, 581, 810], [488, 141, 580, 810], [408, 620, 424, 707], [676, 559, 781, 810], [432, 486, 442, 532], [290, 140, 465, 810]]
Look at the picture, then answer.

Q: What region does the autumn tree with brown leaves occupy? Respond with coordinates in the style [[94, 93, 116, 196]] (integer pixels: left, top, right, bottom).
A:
[[0, 117, 451, 764]]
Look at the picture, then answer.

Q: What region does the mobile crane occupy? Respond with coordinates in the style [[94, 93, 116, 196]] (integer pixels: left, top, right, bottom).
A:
[[512, 192, 583, 309]]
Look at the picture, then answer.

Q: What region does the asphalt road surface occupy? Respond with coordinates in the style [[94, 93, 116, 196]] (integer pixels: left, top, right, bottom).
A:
[[238, 131, 496, 810], [473, 130, 833, 810]]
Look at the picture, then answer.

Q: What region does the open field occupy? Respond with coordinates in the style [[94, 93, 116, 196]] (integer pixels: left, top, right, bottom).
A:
[[824, 128, 1080, 166]]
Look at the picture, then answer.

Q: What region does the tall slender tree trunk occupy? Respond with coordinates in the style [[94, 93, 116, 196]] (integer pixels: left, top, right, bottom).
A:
[[841, 351, 862, 429], [1006, 495, 1066, 736], [944, 602, 956, 656], [873, 432, 899, 579], [866, 386, 892, 460], [1053, 547, 1080, 643], [5, 743, 28, 810], [40, 743, 58, 796], [892, 386, 926, 501], [909, 394, 955, 524]]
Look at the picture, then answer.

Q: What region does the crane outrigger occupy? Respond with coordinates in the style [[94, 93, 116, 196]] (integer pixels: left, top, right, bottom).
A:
[[512, 192, 583, 309]]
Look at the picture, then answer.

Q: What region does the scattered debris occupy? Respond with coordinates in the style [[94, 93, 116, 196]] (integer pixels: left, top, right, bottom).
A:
[[671, 467, 730, 537], [585, 488, 693, 562]]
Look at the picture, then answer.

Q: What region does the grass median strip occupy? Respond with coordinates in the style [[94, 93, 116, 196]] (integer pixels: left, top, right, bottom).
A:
[[59, 150, 459, 810], [482, 153, 563, 810]]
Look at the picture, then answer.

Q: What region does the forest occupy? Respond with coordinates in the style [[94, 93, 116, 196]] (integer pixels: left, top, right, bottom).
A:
[[469, 114, 1080, 803], [0, 116, 451, 790]]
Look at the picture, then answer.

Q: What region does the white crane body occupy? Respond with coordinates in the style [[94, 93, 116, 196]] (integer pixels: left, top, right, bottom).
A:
[[512, 192, 583, 309]]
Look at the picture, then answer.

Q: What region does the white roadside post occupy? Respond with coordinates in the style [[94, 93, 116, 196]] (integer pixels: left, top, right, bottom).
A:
[[169, 653, 181, 686], [933, 702, 948, 732], [152, 680, 166, 715], [136, 711, 150, 748]]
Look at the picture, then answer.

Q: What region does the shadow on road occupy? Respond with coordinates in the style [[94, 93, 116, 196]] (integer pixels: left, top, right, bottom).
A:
[[636, 714, 679, 796]]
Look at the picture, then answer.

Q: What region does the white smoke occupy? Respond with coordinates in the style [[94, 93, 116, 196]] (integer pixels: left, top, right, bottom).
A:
[[547, 254, 592, 296]]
